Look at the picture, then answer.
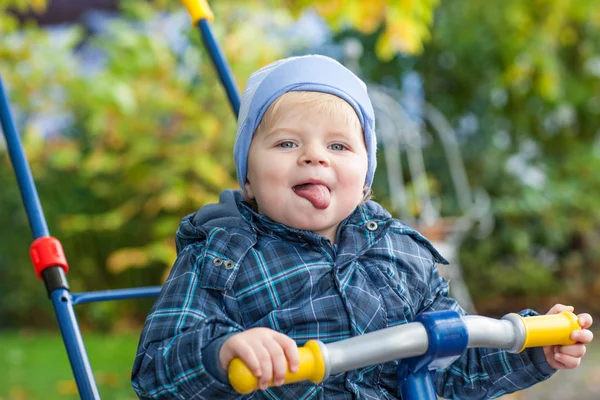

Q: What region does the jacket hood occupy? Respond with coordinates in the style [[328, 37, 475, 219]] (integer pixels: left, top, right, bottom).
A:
[[175, 190, 247, 254]]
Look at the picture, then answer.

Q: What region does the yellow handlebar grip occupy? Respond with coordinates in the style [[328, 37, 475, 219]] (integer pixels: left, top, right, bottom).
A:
[[228, 340, 326, 394], [180, 0, 214, 23], [520, 311, 581, 350]]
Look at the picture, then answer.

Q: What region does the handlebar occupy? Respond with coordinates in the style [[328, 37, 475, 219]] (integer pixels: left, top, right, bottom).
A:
[[228, 311, 581, 394], [228, 340, 327, 395]]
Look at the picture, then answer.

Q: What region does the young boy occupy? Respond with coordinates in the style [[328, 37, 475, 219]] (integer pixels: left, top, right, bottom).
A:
[[131, 55, 593, 399]]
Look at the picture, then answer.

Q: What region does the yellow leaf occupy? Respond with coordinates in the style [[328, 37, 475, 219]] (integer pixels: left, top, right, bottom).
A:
[[107, 248, 149, 273], [95, 371, 119, 388], [375, 20, 421, 60], [29, 0, 47, 14], [348, 0, 387, 34], [148, 241, 177, 265], [537, 69, 560, 101], [56, 379, 79, 396], [375, 29, 394, 61], [7, 387, 29, 400], [107, 241, 176, 274]]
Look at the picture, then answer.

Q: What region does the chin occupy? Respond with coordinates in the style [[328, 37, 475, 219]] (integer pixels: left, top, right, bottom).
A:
[[287, 220, 319, 231], [290, 219, 333, 233]]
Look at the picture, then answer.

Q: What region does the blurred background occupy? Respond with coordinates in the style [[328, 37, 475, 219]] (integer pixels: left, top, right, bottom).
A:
[[1, 0, 599, 398]]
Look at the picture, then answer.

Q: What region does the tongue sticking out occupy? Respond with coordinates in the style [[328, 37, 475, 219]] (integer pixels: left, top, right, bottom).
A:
[[293, 183, 331, 210]]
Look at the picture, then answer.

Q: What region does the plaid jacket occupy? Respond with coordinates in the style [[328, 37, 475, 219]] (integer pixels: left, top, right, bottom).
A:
[[131, 190, 554, 399]]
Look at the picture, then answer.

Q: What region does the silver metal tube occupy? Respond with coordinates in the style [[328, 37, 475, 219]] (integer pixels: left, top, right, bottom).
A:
[[322, 314, 527, 379], [463, 314, 525, 353], [326, 323, 428, 375], [463, 316, 515, 349]]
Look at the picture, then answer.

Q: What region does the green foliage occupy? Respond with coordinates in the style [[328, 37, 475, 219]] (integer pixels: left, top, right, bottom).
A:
[[334, 0, 600, 313], [285, 0, 439, 58], [410, 0, 600, 310], [0, 1, 289, 328], [0, 0, 441, 329], [7, 0, 598, 329], [0, 0, 45, 14]]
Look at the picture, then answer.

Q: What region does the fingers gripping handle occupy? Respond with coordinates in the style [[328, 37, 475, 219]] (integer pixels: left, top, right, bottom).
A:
[[228, 340, 327, 394], [510, 311, 581, 352]]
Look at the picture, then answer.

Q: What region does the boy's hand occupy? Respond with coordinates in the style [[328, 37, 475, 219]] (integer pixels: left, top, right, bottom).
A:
[[542, 304, 593, 370], [219, 328, 300, 390]]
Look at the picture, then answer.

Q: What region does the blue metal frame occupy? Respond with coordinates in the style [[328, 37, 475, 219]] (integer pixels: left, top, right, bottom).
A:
[[397, 310, 469, 399], [0, 73, 49, 239], [1, 72, 102, 399], [51, 288, 102, 399], [1, 72, 164, 399], [71, 286, 162, 305], [197, 18, 241, 117]]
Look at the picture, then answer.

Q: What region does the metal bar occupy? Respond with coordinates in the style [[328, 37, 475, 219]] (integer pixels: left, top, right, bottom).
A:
[[324, 315, 524, 376], [0, 72, 101, 398], [71, 286, 162, 305], [51, 288, 101, 399], [463, 315, 519, 350], [197, 18, 241, 116], [0, 72, 49, 238], [327, 323, 429, 375]]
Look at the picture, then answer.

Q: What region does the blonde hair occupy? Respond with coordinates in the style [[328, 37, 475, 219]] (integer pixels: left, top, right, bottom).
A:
[[255, 91, 362, 137]]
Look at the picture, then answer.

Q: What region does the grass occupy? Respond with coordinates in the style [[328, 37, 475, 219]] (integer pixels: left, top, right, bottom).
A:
[[0, 330, 140, 400]]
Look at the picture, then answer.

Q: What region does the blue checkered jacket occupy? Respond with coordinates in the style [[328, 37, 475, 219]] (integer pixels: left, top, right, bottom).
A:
[[131, 190, 554, 399]]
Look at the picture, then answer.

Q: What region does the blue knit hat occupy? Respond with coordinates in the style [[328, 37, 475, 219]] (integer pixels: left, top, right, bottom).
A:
[[233, 54, 377, 191]]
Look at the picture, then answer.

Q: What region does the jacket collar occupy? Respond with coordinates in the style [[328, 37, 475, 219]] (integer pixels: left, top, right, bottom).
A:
[[179, 190, 447, 265], [238, 202, 329, 246], [239, 200, 448, 265], [238, 199, 393, 248]]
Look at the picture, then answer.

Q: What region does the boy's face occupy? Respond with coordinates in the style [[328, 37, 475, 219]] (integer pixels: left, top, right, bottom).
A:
[[245, 96, 368, 243]]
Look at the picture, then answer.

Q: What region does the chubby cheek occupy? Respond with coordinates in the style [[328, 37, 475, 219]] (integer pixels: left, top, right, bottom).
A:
[[337, 169, 368, 206], [249, 164, 289, 204]]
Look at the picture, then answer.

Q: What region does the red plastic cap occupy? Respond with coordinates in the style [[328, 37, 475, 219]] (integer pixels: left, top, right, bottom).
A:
[[30, 236, 69, 280]]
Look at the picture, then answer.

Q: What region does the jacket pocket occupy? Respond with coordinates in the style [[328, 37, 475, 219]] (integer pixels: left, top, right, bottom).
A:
[[195, 228, 254, 291]]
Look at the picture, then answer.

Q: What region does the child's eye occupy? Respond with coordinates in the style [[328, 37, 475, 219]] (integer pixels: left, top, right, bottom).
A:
[[278, 141, 297, 148], [329, 143, 347, 151]]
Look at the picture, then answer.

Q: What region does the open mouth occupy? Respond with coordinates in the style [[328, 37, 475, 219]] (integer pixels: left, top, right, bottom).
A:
[[292, 182, 329, 192], [292, 182, 331, 210]]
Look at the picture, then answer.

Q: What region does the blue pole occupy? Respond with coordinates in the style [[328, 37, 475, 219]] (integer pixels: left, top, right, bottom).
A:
[[0, 72, 101, 399], [0, 72, 49, 238], [397, 310, 469, 399], [197, 19, 241, 117], [71, 286, 162, 305], [52, 289, 101, 400], [400, 371, 437, 400]]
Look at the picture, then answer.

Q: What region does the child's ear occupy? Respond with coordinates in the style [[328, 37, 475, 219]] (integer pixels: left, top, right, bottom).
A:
[[244, 180, 255, 201]]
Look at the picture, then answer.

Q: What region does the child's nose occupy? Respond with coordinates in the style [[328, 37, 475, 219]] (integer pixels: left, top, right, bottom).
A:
[[298, 145, 330, 166]]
